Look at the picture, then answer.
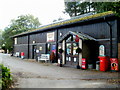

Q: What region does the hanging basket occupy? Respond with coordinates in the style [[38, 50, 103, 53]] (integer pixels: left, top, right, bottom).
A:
[[58, 48, 63, 54], [76, 48, 82, 53]]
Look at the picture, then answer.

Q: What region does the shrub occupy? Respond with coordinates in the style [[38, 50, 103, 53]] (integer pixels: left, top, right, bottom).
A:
[[0, 64, 12, 89]]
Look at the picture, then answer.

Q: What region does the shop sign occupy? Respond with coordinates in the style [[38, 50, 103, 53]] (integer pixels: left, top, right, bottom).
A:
[[47, 32, 54, 42], [99, 45, 105, 56]]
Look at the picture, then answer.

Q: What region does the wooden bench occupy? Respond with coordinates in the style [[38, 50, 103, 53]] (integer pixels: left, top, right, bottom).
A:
[[38, 54, 50, 63]]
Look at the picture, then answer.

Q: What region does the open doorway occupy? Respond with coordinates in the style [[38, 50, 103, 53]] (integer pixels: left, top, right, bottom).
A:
[[32, 45, 37, 59]]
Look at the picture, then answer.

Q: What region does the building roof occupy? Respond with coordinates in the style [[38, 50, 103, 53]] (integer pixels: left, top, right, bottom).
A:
[[58, 31, 96, 43], [13, 11, 115, 37]]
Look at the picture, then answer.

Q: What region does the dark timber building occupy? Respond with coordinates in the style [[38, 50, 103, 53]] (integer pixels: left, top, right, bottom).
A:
[[12, 11, 120, 68]]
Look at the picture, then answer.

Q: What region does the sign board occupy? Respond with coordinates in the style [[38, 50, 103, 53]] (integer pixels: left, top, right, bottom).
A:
[[52, 45, 56, 53], [15, 52, 20, 57], [99, 45, 105, 56], [47, 32, 54, 42], [39, 54, 50, 60], [110, 58, 119, 71]]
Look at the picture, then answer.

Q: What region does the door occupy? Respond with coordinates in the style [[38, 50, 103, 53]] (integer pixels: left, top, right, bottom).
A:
[[46, 43, 51, 54], [32, 45, 37, 59], [66, 42, 79, 67]]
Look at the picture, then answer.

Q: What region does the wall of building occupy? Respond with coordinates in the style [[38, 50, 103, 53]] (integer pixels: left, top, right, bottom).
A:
[[13, 17, 118, 60], [14, 35, 28, 58], [58, 20, 118, 58], [28, 30, 57, 59], [118, 43, 120, 65]]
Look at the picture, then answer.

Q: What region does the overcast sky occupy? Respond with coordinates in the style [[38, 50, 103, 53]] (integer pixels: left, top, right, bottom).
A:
[[0, 0, 70, 30]]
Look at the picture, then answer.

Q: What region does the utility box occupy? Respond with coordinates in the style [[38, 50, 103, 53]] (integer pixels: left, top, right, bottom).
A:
[[98, 56, 110, 71], [110, 58, 119, 71]]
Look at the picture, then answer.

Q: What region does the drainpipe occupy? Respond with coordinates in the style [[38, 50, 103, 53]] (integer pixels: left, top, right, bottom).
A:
[[28, 35, 30, 59], [104, 17, 112, 58], [56, 29, 58, 63]]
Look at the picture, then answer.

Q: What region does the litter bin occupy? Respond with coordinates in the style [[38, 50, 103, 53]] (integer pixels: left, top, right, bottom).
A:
[[96, 61, 100, 70], [21, 52, 25, 59], [98, 56, 110, 71]]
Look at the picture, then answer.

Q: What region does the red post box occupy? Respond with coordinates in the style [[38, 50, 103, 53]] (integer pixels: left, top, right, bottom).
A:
[[81, 58, 87, 69], [110, 58, 119, 71], [98, 56, 110, 71]]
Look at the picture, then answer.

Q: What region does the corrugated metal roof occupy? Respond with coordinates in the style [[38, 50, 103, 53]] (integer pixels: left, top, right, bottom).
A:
[[13, 11, 114, 37]]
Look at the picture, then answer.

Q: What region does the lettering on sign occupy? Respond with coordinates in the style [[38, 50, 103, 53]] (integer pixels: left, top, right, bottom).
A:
[[99, 45, 105, 56]]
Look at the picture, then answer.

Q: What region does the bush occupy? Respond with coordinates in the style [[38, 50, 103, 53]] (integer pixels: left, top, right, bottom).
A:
[[0, 64, 12, 89]]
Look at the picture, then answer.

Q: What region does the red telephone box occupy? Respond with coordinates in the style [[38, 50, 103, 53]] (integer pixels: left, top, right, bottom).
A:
[[82, 58, 87, 69], [110, 58, 119, 71], [98, 56, 110, 71]]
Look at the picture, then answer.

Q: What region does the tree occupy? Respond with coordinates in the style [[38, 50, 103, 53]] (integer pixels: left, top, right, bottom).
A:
[[0, 30, 3, 49], [2, 14, 41, 52], [9, 14, 41, 34], [53, 17, 63, 22], [64, 2, 93, 17], [64, 1, 120, 17]]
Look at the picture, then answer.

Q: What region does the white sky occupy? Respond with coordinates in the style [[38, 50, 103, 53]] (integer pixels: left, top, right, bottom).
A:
[[0, 0, 70, 30]]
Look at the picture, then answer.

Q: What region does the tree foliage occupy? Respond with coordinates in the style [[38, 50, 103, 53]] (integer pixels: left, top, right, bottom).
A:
[[1, 14, 41, 52], [53, 17, 63, 22], [64, 1, 120, 17], [9, 14, 41, 34], [0, 30, 3, 49], [0, 64, 13, 89]]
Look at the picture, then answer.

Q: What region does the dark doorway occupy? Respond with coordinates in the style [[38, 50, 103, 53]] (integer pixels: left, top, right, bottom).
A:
[[32, 45, 37, 59], [46, 43, 51, 54]]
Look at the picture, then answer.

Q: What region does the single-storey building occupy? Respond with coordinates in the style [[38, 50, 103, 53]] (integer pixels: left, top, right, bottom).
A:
[[12, 11, 120, 69]]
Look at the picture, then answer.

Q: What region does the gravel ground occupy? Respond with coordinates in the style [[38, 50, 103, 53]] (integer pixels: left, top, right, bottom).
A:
[[0, 53, 119, 88]]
